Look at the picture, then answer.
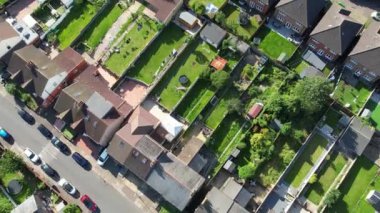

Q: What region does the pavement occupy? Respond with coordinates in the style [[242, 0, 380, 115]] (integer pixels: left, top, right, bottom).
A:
[[0, 85, 147, 213]]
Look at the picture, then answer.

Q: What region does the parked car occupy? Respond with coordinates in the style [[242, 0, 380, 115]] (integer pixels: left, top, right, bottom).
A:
[[37, 124, 53, 139], [372, 11, 380, 21], [41, 163, 58, 178], [51, 137, 70, 155], [80, 195, 98, 212], [17, 109, 35, 125], [97, 149, 109, 166], [0, 127, 12, 143], [23, 148, 40, 163], [58, 178, 76, 195], [72, 152, 90, 170]]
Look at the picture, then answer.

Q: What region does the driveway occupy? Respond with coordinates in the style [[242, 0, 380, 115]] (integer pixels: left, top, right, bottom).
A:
[[0, 88, 143, 213]]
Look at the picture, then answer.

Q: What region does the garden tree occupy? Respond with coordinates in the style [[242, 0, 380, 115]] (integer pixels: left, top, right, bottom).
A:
[[239, 12, 249, 26], [226, 98, 242, 114], [280, 122, 292, 136], [279, 144, 295, 165], [210, 71, 229, 90], [192, 2, 205, 15], [249, 129, 275, 160], [0, 197, 13, 213], [5, 83, 16, 95], [248, 86, 261, 97], [0, 150, 24, 176], [215, 12, 226, 26], [324, 189, 341, 208], [63, 204, 82, 213], [292, 77, 333, 115], [200, 67, 212, 80], [238, 163, 257, 180], [309, 174, 318, 184]]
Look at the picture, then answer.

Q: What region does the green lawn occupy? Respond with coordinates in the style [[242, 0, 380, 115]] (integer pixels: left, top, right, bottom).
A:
[[255, 27, 297, 60], [330, 156, 379, 213], [204, 86, 240, 129], [333, 81, 371, 114], [79, 1, 125, 49], [222, 4, 260, 41], [175, 80, 215, 123], [305, 152, 347, 205], [365, 100, 380, 131], [284, 133, 329, 188], [126, 23, 189, 84], [1, 170, 39, 204], [188, 0, 226, 8], [0, 0, 8, 6], [105, 16, 160, 76], [56, 2, 98, 49], [152, 39, 217, 110]]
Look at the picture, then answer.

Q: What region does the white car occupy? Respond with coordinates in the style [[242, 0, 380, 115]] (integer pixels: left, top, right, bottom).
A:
[[58, 178, 76, 195], [372, 11, 380, 21], [23, 148, 40, 163], [97, 149, 109, 166]]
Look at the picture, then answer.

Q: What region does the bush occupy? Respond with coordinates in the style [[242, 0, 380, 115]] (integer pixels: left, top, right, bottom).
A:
[[226, 98, 242, 114], [0, 150, 24, 177], [200, 67, 212, 80], [309, 174, 318, 184], [63, 204, 82, 213], [5, 83, 16, 95], [324, 189, 341, 208], [0, 196, 13, 213], [210, 71, 229, 90], [238, 163, 257, 180], [236, 142, 247, 149]]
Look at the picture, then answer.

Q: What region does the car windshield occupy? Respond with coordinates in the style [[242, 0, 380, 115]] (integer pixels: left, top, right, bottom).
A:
[[64, 183, 73, 192], [84, 199, 93, 208]]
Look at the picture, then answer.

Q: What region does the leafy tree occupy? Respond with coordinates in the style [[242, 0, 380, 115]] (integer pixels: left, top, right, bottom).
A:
[[324, 189, 341, 208], [192, 2, 205, 15], [215, 12, 226, 26], [250, 130, 275, 160], [280, 122, 292, 136], [248, 86, 261, 97], [0, 150, 24, 176], [5, 83, 16, 95], [63, 204, 81, 213], [238, 163, 257, 180], [292, 77, 333, 115], [210, 71, 229, 90], [309, 174, 318, 184], [227, 98, 242, 114], [200, 67, 212, 80], [279, 144, 295, 165]]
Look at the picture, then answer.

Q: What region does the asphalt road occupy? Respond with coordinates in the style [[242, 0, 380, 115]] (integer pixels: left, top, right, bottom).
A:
[[0, 90, 142, 213]]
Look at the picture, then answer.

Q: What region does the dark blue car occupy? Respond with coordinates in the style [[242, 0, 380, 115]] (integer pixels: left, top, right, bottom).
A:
[[72, 152, 91, 170]]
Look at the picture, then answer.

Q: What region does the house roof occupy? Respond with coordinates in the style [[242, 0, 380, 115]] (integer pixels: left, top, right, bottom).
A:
[[146, 152, 205, 211], [52, 47, 85, 73], [200, 22, 227, 47], [11, 195, 43, 213], [348, 21, 380, 75], [85, 92, 114, 119], [340, 117, 375, 156], [261, 0, 278, 6], [0, 17, 24, 61], [221, 177, 252, 207], [179, 11, 197, 25], [276, 0, 325, 27], [248, 103, 263, 119], [144, 0, 181, 23], [310, 4, 363, 55], [135, 135, 164, 162], [177, 137, 204, 165]]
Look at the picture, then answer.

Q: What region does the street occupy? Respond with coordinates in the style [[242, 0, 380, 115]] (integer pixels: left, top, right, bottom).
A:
[[0, 89, 142, 213]]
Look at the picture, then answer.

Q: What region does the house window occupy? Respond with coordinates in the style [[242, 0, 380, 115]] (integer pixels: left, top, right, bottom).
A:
[[256, 4, 263, 12], [292, 26, 300, 33], [355, 70, 362, 76], [309, 43, 316, 49], [325, 54, 333, 60], [364, 74, 373, 82], [317, 49, 324, 56], [249, 1, 255, 8], [277, 14, 284, 22], [141, 158, 147, 164], [345, 62, 354, 70], [285, 22, 292, 29]]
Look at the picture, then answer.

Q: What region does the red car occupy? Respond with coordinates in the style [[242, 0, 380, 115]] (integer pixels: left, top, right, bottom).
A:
[[80, 195, 98, 212]]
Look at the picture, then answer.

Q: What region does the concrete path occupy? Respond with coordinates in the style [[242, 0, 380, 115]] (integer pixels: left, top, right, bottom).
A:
[[93, 1, 142, 61]]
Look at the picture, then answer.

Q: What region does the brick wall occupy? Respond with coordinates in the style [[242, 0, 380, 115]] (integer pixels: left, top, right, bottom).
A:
[[273, 9, 307, 35], [307, 38, 339, 61], [343, 57, 379, 85], [245, 0, 271, 14]]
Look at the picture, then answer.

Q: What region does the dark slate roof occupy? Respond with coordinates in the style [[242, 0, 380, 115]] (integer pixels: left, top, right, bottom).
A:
[[276, 0, 325, 27], [340, 117, 375, 156], [310, 4, 363, 55], [200, 22, 227, 47], [348, 22, 380, 75]]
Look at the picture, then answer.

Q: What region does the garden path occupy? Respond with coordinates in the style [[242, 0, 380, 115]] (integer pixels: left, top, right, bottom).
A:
[[93, 1, 142, 61]]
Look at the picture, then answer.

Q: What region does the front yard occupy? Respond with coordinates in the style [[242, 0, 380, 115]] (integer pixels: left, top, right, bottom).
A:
[[78, 1, 125, 50], [254, 27, 297, 60], [305, 152, 347, 205], [333, 81, 371, 114], [55, 2, 98, 49], [105, 16, 161, 76], [151, 39, 217, 110], [126, 23, 189, 84], [330, 156, 380, 212], [219, 4, 261, 41], [284, 133, 329, 188]]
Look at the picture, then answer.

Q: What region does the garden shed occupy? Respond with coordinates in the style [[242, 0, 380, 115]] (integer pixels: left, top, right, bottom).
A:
[[247, 103, 264, 119]]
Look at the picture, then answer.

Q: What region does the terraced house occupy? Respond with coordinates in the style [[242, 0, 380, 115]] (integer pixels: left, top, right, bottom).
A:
[[343, 21, 380, 87], [244, 0, 278, 14], [307, 4, 363, 62], [273, 0, 325, 35]]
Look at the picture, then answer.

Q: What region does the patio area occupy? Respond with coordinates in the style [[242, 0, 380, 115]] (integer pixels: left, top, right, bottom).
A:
[[115, 79, 148, 108]]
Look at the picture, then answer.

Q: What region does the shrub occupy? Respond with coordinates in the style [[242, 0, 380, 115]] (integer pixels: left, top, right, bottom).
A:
[[5, 83, 16, 95], [238, 163, 257, 180], [0, 196, 13, 213], [63, 204, 82, 213], [324, 189, 341, 208], [210, 71, 229, 90], [0, 150, 24, 177], [309, 174, 318, 184], [236, 142, 247, 149]]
